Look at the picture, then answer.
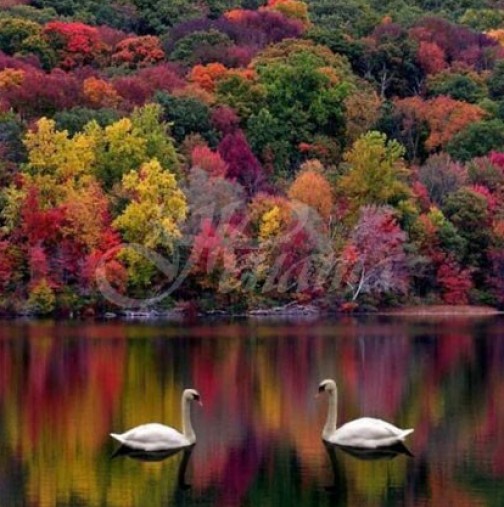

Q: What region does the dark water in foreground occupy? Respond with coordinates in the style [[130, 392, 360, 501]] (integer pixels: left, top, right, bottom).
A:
[[0, 316, 504, 506]]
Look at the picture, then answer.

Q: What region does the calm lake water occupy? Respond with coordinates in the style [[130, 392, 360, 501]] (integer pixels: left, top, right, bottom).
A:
[[1, 316, 504, 506]]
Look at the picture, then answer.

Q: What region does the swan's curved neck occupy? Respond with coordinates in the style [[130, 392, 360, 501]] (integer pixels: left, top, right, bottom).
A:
[[323, 387, 338, 440], [182, 397, 196, 444]]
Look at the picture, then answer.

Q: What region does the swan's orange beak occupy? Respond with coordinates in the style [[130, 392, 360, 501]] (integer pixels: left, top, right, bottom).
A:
[[315, 393, 320, 399], [198, 400, 203, 407]]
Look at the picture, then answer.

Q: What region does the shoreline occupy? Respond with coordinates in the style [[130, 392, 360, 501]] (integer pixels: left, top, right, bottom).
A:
[[0, 304, 501, 320], [377, 305, 502, 316]]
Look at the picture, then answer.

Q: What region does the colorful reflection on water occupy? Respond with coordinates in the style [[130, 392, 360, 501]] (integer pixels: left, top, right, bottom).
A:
[[1, 316, 504, 506]]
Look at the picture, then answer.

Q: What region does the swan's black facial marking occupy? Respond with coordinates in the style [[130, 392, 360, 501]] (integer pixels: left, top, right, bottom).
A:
[[318, 384, 326, 393], [193, 393, 200, 401]]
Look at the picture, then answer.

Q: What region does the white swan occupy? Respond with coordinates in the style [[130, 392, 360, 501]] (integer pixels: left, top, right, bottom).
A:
[[110, 388, 201, 451], [318, 379, 413, 448]]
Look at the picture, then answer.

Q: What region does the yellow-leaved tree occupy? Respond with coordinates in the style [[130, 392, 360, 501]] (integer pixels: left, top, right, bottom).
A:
[[85, 103, 180, 189], [338, 131, 411, 222], [259, 205, 283, 241], [113, 159, 187, 288], [23, 117, 96, 191]]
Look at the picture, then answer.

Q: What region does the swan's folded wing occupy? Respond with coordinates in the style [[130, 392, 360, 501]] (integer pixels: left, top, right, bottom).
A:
[[361, 418, 406, 436], [331, 417, 407, 446], [120, 423, 185, 447]]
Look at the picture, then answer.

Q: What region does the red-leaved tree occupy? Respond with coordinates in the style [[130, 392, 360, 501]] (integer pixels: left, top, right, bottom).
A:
[[191, 145, 229, 177], [218, 130, 265, 194], [112, 35, 164, 68], [43, 21, 108, 69], [436, 256, 473, 304]]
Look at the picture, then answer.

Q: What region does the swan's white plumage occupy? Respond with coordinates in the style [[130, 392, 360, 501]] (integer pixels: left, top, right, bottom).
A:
[[319, 379, 413, 448], [325, 417, 414, 448], [110, 388, 200, 451], [110, 423, 191, 451]]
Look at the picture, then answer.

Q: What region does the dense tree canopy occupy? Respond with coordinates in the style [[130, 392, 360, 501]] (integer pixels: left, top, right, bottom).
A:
[[1, 0, 504, 313]]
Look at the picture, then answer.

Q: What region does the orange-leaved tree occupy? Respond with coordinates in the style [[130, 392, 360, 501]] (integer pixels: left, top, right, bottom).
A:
[[395, 96, 486, 152], [287, 160, 333, 222]]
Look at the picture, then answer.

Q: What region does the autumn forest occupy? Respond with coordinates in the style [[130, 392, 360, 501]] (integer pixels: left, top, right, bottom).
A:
[[1, 0, 504, 315]]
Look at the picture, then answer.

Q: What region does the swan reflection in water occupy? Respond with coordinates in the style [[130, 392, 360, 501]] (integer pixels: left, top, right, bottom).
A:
[[111, 444, 195, 489], [332, 441, 414, 461], [322, 442, 413, 497]]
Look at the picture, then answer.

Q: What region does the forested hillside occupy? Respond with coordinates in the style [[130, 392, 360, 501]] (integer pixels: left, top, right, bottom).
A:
[[1, 0, 504, 314]]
